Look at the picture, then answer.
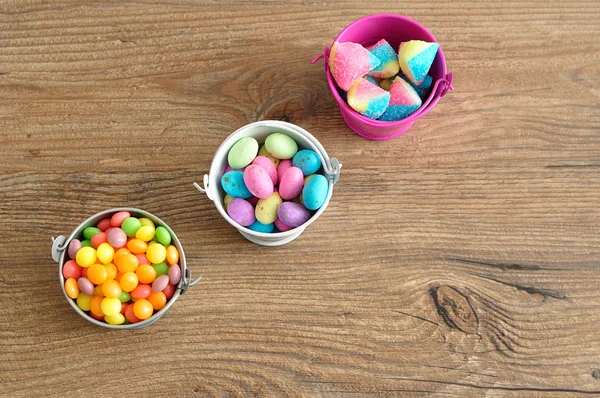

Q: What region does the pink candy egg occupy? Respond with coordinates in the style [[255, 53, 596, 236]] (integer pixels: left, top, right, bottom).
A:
[[274, 217, 294, 232], [279, 167, 304, 200], [152, 275, 170, 292], [252, 156, 278, 185], [107, 227, 127, 249], [227, 198, 256, 227], [67, 239, 82, 260], [168, 264, 181, 285], [77, 277, 94, 296], [243, 165, 273, 199], [277, 159, 293, 183]]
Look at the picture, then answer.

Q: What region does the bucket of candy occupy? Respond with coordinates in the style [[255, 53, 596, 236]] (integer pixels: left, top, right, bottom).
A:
[[51, 208, 202, 329], [194, 120, 341, 247], [313, 14, 454, 140]]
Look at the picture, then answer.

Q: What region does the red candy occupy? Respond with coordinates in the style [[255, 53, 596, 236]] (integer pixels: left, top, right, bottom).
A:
[[62, 260, 82, 280], [130, 284, 152, 300], [124, 304, 141, 323], [91, 232, 108, 249], [97, 218, 112, 232], [163, 283, 175, 299], [110, 211, 131, 227]]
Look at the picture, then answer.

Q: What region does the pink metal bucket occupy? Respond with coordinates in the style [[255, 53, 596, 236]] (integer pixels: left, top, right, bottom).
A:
[[313, 14, 454, 141]]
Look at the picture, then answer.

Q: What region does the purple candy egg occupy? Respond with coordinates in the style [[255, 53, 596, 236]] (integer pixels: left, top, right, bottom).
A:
[[168, 264, 181, 285], [107, 227, 127, 249], [227, 198, 256, 227], [152, 274, 170, 292], [77, 277, 94, 296], [67, 239, 82, 260], [277, 202, 312, 227]]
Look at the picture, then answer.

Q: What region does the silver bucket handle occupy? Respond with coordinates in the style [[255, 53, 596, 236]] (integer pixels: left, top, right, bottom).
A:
[[193, 174, 214, 201]]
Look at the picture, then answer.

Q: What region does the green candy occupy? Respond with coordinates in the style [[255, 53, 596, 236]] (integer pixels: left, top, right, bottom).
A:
[[264, 133, 298, 160], [83, 227, 102, 240], [121, 217, 142, 237], [228, 137, 259, 169], [118, 291, 131, 303], [153, 262, 169, 277], [80, 239, 92, 247], [155, 226, 171, 246]]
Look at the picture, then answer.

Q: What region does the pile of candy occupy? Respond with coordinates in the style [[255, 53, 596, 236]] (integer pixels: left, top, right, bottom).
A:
[[328, 39, 439, 121], [221, 133, 329, 233], [62, 211, 182, 325]]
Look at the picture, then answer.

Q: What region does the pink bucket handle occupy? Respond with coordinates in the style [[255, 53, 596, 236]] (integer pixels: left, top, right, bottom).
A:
[[311, 47, 331, 72]]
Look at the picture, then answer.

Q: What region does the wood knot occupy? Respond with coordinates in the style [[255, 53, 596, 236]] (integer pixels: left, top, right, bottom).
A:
[[431, 286, 479, 334], [592, 369, 600, 379]]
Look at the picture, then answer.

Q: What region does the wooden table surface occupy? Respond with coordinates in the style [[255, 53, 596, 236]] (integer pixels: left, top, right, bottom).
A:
[[1, 0, 599, 396]]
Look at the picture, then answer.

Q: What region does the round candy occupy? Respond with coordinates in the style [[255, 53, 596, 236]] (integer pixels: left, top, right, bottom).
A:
[[90, 232, 108, 249], [77, 277, 94, 296], [252, 156, 278, 185], [135, 225, 155, 242], [138, 218, 155, 228], [133, 299, 154, 320], [100, 297, 122, 316], [97, 218, 112, 232], [102, 279, 122, 298], [258, 145, 281, 168], [130, 284, 152, 300], [154, 226, 171, 246], [87, 264, 107, 285], [152, 274, 169, 292], [104, 263, 118, 280], [302, 174, 329, 210], [166, 245, 179, 266], [117, 254, 139, 273], [80, 240, 92, 248], [136, 253, 151, 265], [277, 202, 312, 227], [110, 211, 131, 227], [136, 264, 157, 284], [277, 159, 293, 183], [118, 291, 131, 302], [163, 283, 175, 299], [127, 239, 148, 255], [76, 293, 92, 311], [107, 228, 127, 249], [221, 171, 252, 199], [255, 192, 282, 225], [153, 262, 169, 277], [64, 278, 79, 299], [124, 304, 142, 323], [90, 296, 104, 318], [147, 291, 167, 311], [83, 227, 102, 240], [121, 217, 142, 237], [120, 272, 138, 292], [62, 260, 82, 280], [146, 243, 167, 264], [67, 239, 82, 260], [265, 133, 298, 159], [292, 149, 321, 176], [248, 220, 275, 233], [168, 264, 181, 285], [274, 217, 294, 232], [113, 248, 131, 264], [76, 246, 97, 268], [279, 167, 304, 200], [227, 198, 255, 227], [228, 136, 259, 169], [243, 165, 274, 199], [96, 242, 115, 264], [105, 313, 125, 325]]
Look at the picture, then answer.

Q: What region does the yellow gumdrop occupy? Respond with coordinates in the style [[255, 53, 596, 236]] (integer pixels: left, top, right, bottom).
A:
[[135, 225, 155, 242], [96, 242, 115, 264], [166, 245, 179, 266], [76, 246, 97, 268], [76, 293, 92, 311], [255, 192, 282, 224], [100, 297, 121, 316], [146, 243, 167, 264], [105, 313, 125, 325], [139, 218, 155, 228]]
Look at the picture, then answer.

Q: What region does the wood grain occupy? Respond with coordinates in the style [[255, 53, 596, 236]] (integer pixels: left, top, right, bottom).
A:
[[1, 0, 599, 396]]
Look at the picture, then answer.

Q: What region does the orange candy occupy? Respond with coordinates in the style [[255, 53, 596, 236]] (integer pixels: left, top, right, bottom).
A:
[[104, 263, 118, 280], [135, 264, 156, 284], [64, 278, 79, 299], [127, 239, 148, 255], [90, 296, 104, 318], [87, 264, 107, 285], [120, 272, 139, 293], [117, 253, 139, 273], [93, 284, 105, 297], [133, 299, 154, 320], [147, 291, 167, 311], [113, 248, 131, 265], [102, 279, 122, 298], [166, 245, 179, 266]]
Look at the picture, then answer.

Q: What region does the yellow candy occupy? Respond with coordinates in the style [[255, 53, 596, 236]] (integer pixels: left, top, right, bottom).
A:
[[146, 243, 167, 264], [102, 279, 122, 298], [96, 242, 114, 264], [76, 246, 97, 268], [135, 225, 155, 242], [76, 293, 92, 311], [223, 194, 234, 209], [166, 245, 179, 266], [104, 263, 117, 280], [100, 297, 121, 316], [255, 192, 282, 224], [138, 218, 155, 228], [105, 313, 125, 325]]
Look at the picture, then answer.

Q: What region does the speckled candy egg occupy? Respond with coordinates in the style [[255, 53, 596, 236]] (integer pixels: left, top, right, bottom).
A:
[[278, 167, 304, 200], [252, 156, 278, 185], [248, 220, 275, 233], [264, 133, 298, 160], [243, 165, 274, 199], [255, 192, 282, 225], [227, 198, 256, 226], [302, 174, 328, 210], [292, 149, 321, 176], [228, 137, 259, 169], [277, 202, 312, 228], [221, 171, 252, 198]]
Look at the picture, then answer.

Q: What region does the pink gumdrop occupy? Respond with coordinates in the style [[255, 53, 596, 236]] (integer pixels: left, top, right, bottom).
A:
[[252, 156, 278, 185], [152, 274, 170, 292], [243, 165, 273, 199], [77, 277, 94, 296], [107, 227, 127, 249], [279, 167, 304, 200], [274, 217, 294, 232], [67, 239, 82, 260], [97, 218, 112, 232], [277, 159, 293, 183], [168, 264, 181, 285], [91, 232, 107, 249], [329, 41, 379, 91], [110, 211, 130, 227]]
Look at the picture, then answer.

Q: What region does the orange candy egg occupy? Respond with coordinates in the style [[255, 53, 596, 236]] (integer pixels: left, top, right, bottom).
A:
[[133, 299, 154, 320], [147, 291, 167, 311], [127, 239, 148, 255], [117, 253, 139, 274], [135, 264, 156, 284]]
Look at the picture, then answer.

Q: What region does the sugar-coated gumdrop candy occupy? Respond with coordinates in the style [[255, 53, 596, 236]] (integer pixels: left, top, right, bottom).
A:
[[378, 76, 422, 121], [328, 41, 381, 91], [367, 39, 400, 78], [228, 137, 259, 169], [347, 78, 391, 119], [227, 198, 256, 227], [397, 71, 433, 98], [398, 40, 439, 85]]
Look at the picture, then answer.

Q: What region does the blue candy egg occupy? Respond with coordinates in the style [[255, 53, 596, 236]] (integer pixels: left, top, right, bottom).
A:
[[292, 149, 321, 176], [221, 171, 252, 198], [247, 220, 275, 233], [302, 174, 328, 210]]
